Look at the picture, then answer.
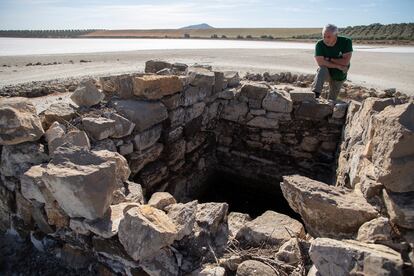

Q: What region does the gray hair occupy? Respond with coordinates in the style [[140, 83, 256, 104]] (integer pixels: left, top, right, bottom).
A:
[[322, 24, 338, 35]]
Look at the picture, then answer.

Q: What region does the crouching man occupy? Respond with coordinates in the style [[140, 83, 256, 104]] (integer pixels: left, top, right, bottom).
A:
[[311, 24, 353, 100]]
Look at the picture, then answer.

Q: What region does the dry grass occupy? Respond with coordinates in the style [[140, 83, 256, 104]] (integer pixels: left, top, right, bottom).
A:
[[82, 28, 321, 39]]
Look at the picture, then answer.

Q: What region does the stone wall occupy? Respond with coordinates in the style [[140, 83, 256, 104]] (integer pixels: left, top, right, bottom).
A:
[[1, 60, 412, 275], [214, 82, 346, 186]]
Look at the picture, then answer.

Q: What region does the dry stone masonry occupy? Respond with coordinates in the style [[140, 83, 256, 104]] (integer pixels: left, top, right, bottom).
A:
[[0, 59, 413, 275]]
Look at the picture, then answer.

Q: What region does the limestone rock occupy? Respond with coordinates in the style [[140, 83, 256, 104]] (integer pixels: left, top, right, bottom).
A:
[[111, 99, 168, 132], [281, 175, 378, 238], [118, 205, 177, 261], [228, 212, 252, 238], [370, 103, 414, 192], [70, 80, 104, 107], [165, 200, 197, 240], [83, 202, 139, 238], [240, 83, 269, 109], [262, 90, 293, 113], [187, 67, 215, 87], [45, 121, 66, 143], [82, 117, 116, 140], [236, 260, 277, 276], [196, 202, 229, 233], [185, 102, 206, 123], [20, 165, 47, 203], [148, 192, 176, 210], [41, 145, 118, 220], [183, 86, 209, 106], [128, 143, 164, 174], [275, 238, 302, 265], [145, 60, 172, 73], [289, 89, 315, 102], [133, 124, 162, 151], [0, 97, 44, 145], [125, 181, 144, 204], [309, 238, 403, 276], [246, 116, 278, 129], [198, 266, 226, 276], [140, 248, 179, 276], [103, 112, 135, 138], [223, 71, 240, 88], [0, 142, 48, 178], [357, 217, 394, 243], [383, 189, 414, 229], [48, 129, 90, 154], [43, 102, 76, 125], [294, 101, 333, 120], [236, 210, 305, 248], [93, 149, 131, 182], [221, 100, 248, 122], [132, 75, 183, 99]]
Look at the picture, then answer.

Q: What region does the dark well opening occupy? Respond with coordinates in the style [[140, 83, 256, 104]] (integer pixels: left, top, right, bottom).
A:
[[196, 169, 302, 221]]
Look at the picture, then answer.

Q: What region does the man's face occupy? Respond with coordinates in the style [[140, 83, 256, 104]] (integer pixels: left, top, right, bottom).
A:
[[323, 31, 337, 46]]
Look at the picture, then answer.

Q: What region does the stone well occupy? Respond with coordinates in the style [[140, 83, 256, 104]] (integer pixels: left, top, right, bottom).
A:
[[0, 60, 413, 275]]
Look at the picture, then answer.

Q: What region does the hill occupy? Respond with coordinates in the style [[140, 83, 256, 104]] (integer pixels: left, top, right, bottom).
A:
[[180, 23, 214, 29]]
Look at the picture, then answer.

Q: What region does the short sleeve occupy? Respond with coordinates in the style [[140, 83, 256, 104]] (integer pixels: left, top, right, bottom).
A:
[[343, 38, 353, 54], [314, 41, 324, 56]]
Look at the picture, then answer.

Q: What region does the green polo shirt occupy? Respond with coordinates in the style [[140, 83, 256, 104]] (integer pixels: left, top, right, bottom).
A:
[[315, 36, 353, 81]]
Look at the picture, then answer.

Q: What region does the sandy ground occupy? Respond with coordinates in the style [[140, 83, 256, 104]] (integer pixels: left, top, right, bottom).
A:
[[1, 48, 413, 96]]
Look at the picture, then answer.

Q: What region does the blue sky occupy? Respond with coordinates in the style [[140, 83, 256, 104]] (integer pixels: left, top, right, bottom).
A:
[[0, 0, 413, 30]]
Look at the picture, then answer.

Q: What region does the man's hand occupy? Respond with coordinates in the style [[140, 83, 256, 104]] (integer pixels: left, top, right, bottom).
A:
[[315, 56, 350, 72]]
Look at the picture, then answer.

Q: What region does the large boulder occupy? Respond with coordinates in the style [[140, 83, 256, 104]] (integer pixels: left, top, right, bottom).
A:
[[70, 80, 104, 107], [118, 205, 177, 261], [132, 75, 183, 99], [309, 238, 403, 276], [110, 99, 168, 132], [370, 103, 414, 192], [236, 210, 305, 248], [41, 145, 119, 220], [281, 175, 378, 238], [0, 97, 44, 145]]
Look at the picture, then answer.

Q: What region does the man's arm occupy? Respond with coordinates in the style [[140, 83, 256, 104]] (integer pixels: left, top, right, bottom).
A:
[[314, 56, 348, 71], [330, 52, 352, 66]]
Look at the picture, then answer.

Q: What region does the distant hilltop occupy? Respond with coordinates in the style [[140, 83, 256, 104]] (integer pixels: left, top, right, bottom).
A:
[[180, 23, 215, 30]]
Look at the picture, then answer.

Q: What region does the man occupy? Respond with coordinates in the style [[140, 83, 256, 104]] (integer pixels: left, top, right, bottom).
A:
[[311, 24, 353, 100]]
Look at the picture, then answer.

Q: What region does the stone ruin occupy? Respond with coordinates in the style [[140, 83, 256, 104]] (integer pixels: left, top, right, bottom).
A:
[[0, 60, 413, 275]]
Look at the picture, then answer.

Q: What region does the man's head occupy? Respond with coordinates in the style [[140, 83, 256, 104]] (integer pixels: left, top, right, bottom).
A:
[[322, 24, 338, 46]]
